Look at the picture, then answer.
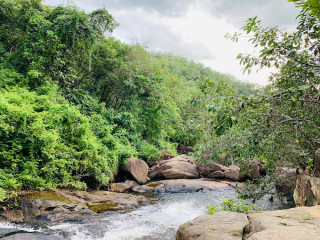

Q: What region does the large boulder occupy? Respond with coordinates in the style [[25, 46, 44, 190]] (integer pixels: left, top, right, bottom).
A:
[[243, 159, 264, 179], [247, 206, 320, 240], [124, 157, 149, 184], [293, 174, 320, 206], [176, 211, 248, 240], [148, 155, 199, 180], [132, 179, 235, 193], [176, 206, 320, 240], [224, 165, 245, 181], [197, 162, 228, 178]]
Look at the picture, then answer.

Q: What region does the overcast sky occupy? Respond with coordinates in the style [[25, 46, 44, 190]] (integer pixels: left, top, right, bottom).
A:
[[44, 0, 300, 85]]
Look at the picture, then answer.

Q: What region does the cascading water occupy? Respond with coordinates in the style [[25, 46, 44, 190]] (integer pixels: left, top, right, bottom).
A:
[[1, 188, 290, 240]]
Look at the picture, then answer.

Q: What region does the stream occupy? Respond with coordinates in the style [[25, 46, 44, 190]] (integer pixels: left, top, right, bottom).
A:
[[50, 189, 287, 240], [0, 188, 290, 240]]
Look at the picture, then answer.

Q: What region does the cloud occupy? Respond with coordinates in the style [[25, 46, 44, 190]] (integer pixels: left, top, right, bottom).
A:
[[206, 0, 300, 27]]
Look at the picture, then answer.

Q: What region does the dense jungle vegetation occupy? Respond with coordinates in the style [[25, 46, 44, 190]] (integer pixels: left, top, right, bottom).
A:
[[1, 0, 320, 201], [0, 0, 252, 198]]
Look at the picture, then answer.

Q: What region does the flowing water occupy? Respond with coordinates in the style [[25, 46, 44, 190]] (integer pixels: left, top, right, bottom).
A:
[[1, 189, 290, 240]]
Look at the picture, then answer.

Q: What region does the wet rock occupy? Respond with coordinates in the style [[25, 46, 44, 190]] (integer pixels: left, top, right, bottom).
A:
[[109, 180, 139, 193], [0, 228, 22, 238], [293, 174, 320, 206], [132, 179, 234, 193], [0, 189, 151, 225], [176, 211, 248, 240], [148, 155, 199, 180], [56, 190, 149, 211], [1, 210, 24, 223], [124, 157, 149, 184], [2, 233, 65, 240]]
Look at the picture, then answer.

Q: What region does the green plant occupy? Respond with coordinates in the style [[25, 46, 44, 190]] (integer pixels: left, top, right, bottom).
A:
[[206, 205, 218, 215], [220, 198, 258, 213]]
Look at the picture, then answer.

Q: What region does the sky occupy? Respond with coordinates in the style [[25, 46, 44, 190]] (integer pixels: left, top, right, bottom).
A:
[[44, 0, 300, 85]]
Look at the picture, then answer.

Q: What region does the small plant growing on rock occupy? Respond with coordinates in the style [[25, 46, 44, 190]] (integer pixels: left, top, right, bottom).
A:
[[221, 198, 258, 213], [206, 198, 260, 215], [206, 205, 218, 215]]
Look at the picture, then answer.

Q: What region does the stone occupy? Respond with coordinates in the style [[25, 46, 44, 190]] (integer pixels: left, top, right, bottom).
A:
[[293, 174, 320, 206], [224, 165, 244, 181], [132, 179, 234, 193], [0, 189, 151, 225], [197, 162, 228, 177], [124, 157, 149, 184], [243, 159, 264, 179], [159, 149, 174, 161], [247, 206, 320, 240], [275, 167, 297, 178], [208, 170, 224, 178], [177, 205, 320, 240], [109, 180, 139, 193], [1, 210, 24, 223], [176, 211, 248, 240], [148, 155, 199, 180]]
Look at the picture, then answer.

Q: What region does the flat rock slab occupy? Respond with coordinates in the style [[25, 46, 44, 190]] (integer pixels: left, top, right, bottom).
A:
[[56, 190, 149, 210], [132, 179, 236, 193], [247, 205, 320, 240], [176, 211, 248, 240], [176, 205, 320, 240]]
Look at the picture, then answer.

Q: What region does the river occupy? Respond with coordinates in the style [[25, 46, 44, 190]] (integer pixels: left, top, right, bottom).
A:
[[0, 188, 290, 240]]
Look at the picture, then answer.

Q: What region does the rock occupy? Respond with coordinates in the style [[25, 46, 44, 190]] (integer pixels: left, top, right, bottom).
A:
[[2, 233, 64, 240], [1, 210, 24, 223], [197, 162, 228, 177], [147, 149, 175, 167], [177, 205, 320, 240], [56, 190, 150, 211], [0, 228, 21, 238], [208, 170, 224, 178], [247, 206, 320, 240], [243, 159, 264, 179], [159, 149, 174, 161], [132, 179, 234, 193], [148, 155, 199, 180], [0, 189, 151, 225], [293, 174, 320, 206], [275, 167, 297, 178], [176, 211, 248, 240], [124, 157, 149, 184], [224, 165, 244, 181], [109, 180, 139, 193]]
